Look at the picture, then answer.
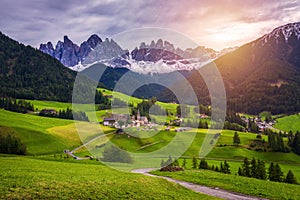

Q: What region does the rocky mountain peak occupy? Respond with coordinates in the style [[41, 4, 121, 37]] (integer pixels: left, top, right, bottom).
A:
[[40, 34, 104, 66], [252, 22, 300, 67], [87, 34, 102, 48]]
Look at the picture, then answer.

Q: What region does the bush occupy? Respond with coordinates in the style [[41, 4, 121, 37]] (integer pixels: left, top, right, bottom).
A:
[[101, 145, 133, 164], [256, 134, 262, 139]]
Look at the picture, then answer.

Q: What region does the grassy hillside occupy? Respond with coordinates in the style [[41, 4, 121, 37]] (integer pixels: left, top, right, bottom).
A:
[[274, 114, 300, 132], [0, 109, 113, 154], [174, 158, 300, 182], [0, 155, 214, 199], [152, 169, 300, 200], [101, 88, 178, 114], [26, 100, 72, 111]]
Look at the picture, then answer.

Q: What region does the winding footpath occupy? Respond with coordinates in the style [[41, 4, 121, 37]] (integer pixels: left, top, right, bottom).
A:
[[132, 168, 268, 200], [66, 133, 114, 160]]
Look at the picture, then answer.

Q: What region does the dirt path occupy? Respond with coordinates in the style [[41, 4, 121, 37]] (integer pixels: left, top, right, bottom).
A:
[[71, 132, 113, 153], [65, 133, 114, 160], [132, 168, 268, 200]]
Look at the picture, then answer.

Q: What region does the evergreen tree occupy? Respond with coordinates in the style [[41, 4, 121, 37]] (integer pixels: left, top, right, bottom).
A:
[[268, 131, 285, 152], [199, 158, 209, 169], [173, 158, 179, 167], [257, 159, 267, 180], [160, 159, 165, 167], [292, 131, 300, 155], [192, 157, 198, 169], [166, 156, 173, 166], [285, 170, 298, 184], [215, 166, 219, 172], [233, 131, 241, 145], [182, 158, 187, 168], [0, 133, 26, 155], [211, 165, 215, 171], [250, 158, 258, 178], [238, 167, 244, 176], [242, 157, 251, 177], [268, 162, 276, 181], [287, 130, 294, 147], [274, 163, 284, 182], [269, 163, 284, 182], [276, 133, 285, 152], [222, 160, 231, 174]]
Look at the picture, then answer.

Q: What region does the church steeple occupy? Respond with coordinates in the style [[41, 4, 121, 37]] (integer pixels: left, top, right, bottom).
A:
[[137, 109, 140, 121]]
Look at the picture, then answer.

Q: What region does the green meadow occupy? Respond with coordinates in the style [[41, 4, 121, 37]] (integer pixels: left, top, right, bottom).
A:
[[152, 169, 300, 200], [274, 114, 300, 132], [1, 92, 300, 199], [0, 155, 214, 199]]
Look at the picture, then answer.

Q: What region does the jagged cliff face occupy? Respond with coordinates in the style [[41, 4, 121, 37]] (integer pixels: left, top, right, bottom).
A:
[[39, 34, 102, 67]]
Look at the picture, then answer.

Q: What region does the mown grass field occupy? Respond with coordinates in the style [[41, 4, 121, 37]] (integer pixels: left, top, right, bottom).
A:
[[0, 155, 215, 199], [274, 114, 300, 132], [0, 109, 75, 154], [175, 158, 300, 182], [101, 88, 178, 114], [0, 109, 113, 154], [27, 99, 98, 112], [26, 100, 72, 111], [151, 169, 300, 200]]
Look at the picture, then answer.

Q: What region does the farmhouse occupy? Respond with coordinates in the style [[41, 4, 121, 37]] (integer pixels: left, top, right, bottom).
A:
[[175, 127, 192, 132], [39, 108, 57, 116], [103, 118, 115, 126]]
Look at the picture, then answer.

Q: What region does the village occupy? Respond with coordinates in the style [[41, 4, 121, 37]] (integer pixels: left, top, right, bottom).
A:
[[103, 109, 278, 135], [103, 109, 196, 133]]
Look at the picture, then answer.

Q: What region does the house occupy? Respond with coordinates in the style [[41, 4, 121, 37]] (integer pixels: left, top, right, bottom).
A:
[[103, 94, 113, 98], [171, 118, 182, 126], [103, 118, 116, 126], [140, 116, 148, 125], [175, 127, 192, 132], [113, 114, 128, 121], [39, 108, 58, 116], [199, 114, 209, 119], [130, 110, 149, 127]]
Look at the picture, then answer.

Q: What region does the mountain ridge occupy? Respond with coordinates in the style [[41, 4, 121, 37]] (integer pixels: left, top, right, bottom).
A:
[[39, 35, 237, 74]]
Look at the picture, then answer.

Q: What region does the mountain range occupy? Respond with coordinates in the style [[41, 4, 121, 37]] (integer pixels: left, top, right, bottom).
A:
[[1, 22, 300, 114], [39, 35, 237, 74]]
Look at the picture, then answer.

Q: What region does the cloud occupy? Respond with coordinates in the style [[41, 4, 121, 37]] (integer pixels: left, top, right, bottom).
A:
[[0, 0, 299, 50]]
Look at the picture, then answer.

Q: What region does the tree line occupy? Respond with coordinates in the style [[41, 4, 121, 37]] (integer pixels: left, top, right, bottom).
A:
[[39, 107, 89, 121], [287, 130, 300, 155], [161, 157, 231, 175], [0, 97, 34, 113], [238, 157, 297, 184], [0, 133, 26, 155], [160, 156, 297, 185]]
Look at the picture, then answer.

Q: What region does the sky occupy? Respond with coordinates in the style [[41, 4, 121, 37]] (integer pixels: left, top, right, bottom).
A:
[[1, 0, 300, 50]]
